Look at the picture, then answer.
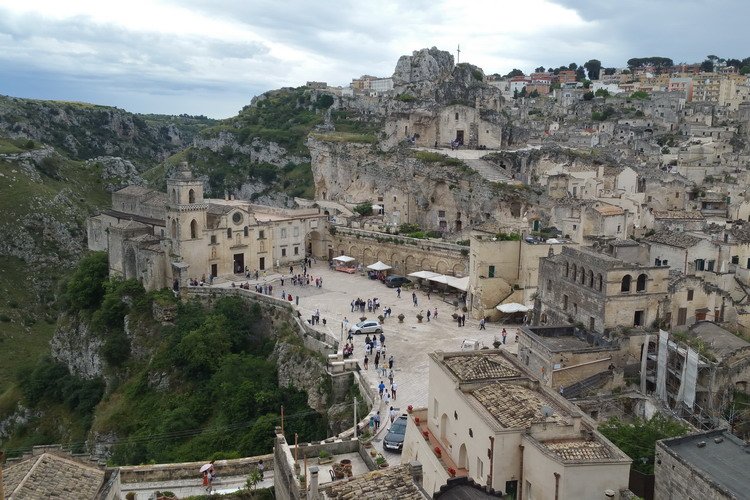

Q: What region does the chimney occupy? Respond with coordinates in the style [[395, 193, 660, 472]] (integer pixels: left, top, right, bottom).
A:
[[307, 466, 320, 500], [409, 461, 423, 487]]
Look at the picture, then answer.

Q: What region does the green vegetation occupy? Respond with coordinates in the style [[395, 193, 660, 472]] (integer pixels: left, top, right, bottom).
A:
[[309, 132, 378, 144], [395, 93, 416, 102], [354, 202, 373, 216], [630, 91, 650, 100], [594, 88, 610, 98], [599, 415, 690, 474], [330, 110, 381, 136], [591, 107, 616, 121], [2, 255, 328, 463], [495, 232, 521, 241], [413, 151, 466, 167]]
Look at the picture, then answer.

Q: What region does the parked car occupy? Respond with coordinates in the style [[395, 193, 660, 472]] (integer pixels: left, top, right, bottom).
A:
[[385, 275, 411, 288], [383, 415, 408, 452], [348, 320, 382, 335]]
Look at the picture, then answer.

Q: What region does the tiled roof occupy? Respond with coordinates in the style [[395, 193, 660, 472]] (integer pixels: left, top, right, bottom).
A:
[[3, 452, 105, 499], [643, 231, 704, 249], [592, 204, 624, 216], [471, 383, 567, 428], [443, 354, 520, 382], [543, 439, 613, 461], [652, 210, 705, 220], [324, 464, 426, 499]]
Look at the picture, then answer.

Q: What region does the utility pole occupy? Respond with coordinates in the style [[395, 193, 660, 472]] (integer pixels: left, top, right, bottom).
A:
[[353, 396, 358, 438], [457, 44, 461, 64]]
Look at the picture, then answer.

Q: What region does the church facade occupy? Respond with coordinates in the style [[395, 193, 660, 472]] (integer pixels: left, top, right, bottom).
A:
[[88, 163, 332, 290]]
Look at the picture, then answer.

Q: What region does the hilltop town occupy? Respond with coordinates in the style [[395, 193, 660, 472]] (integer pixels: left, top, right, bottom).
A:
[[1, 47, 750, 499]]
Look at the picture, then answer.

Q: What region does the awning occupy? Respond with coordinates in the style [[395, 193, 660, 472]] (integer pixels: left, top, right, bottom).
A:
[[408, 270, 441, 279], [426, 274, 469, 291], [367, 261, 392, 271], [333, 255, 355, 263], [496, 303, 530, 313]]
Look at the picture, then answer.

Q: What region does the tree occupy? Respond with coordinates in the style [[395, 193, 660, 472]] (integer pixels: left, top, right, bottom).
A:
[[64, 252, 109, 312], [594, 88, 610, 98], [603, 67, 617, 76], [504, 68, 524, 78], [584, 59, 602, 80], [315, 94, 334, 108], [535, 66, 546, 73], [700, 59, 715, 72], [630, 90, 650, 100], [582, 91, 594, 101], [246, 467, 264, 490], [529, 89, 540, 98], [575, 66, 586, 81], [741, 66, 750, 75], [353, 202, 373, 216], [599, 415, 689, 474], [568, 62, 578, 70]]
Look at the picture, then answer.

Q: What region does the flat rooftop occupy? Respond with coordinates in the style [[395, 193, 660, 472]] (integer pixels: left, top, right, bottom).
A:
[[521, 326, 616, 353], [660, 430, 750, 498]]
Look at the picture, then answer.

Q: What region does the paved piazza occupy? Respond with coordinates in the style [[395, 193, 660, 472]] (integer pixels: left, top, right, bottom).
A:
[[215, 262, 520, 462]]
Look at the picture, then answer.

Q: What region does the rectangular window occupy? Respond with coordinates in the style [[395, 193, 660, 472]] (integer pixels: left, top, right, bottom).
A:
[[210, 235, 217, 244], [258, 230, 265, 239], [707, 260, 715, 271], [547, 280, 552, 291], [293, 226, 300, 237], [281, 228, 287, 239], [294, 246, 299, 255], [244, 226, 249, 237], [687, 289, 694, 301], [281, 248, 287, 257], [433, 398, 439, 419], [476, 458, 484, 480], [634, 310, 644, 326], [573, 303, 578, 315], [438, 210, 446, 218], [589, 316, 595, 331], [732, 255, 739, 264], [456, 212, 461, 219], [563, 294, 568, 310], [488, 265, 495, 278], [677, 307, 687, 326]]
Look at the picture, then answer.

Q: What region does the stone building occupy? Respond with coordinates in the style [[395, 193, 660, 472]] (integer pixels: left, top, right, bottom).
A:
[[466, 231, 572, 319], [643, 230, 721, 274], [401, 350, 632, 498], [535, 246, 669, 332], [88, 163, 332, 290], [517, 325, 644, 392], [654, 429, 750, 500]]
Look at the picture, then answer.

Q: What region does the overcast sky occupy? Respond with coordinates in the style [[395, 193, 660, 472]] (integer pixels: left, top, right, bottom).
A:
[[0, 0, 747, 118]]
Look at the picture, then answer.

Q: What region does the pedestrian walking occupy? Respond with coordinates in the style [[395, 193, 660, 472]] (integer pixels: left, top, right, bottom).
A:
[[479, 318, 486, 330], [258, 459, 264, 479], [433, 307, 438, 319], [374, 352, 380, 371], [378, 380, 385, 398], [461, 314, 466, 327], [383, 391, 391, 406], [391, 381, 397, 400], [412, 292, 418, 306], [389, 406, 397, 423], [374, 411, 381, 430], [502, 328, 507, 344], [363, 355, 369, 370], [427, 309, 431, 322], [388, 355, 394, 370], [396, 287, 401, 298]]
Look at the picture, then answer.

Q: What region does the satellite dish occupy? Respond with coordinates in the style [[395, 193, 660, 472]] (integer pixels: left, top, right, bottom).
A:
[[541, 405, 555, 418]]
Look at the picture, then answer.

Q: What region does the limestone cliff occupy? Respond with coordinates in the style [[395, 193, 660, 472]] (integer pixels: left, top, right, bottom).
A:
[[272, 340, 330, 413], [50, 314, 105, 380]]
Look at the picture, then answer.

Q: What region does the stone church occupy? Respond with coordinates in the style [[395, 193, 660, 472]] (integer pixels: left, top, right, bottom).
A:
[[88, 162, 331, 290]]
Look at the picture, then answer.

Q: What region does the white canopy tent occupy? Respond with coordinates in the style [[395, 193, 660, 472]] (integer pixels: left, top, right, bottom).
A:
[[426, 274, 469, 291], [366, 261, 392, 271], [408, 270, 441, 279], [333, 255, 355, 263], [496, 303, 530, 313]]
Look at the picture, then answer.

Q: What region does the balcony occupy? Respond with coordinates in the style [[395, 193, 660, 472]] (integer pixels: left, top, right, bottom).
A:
[[409, 409, 468, 479]]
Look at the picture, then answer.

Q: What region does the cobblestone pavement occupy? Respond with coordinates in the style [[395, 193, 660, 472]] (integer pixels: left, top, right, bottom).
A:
[[214, 263, 521, 464]]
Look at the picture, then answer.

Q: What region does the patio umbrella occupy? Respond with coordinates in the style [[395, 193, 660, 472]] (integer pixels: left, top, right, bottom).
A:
[[496, 303, 530, 313], [333, 255, 355, 263]]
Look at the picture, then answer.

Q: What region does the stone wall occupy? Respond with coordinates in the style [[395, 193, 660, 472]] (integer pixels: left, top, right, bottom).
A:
[[654, 439, 733, 500], [118, 454, 273, 483], [332, 227, 468, 276]]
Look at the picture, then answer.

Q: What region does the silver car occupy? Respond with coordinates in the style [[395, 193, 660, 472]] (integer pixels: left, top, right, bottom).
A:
[[348, 320, 382, 335]]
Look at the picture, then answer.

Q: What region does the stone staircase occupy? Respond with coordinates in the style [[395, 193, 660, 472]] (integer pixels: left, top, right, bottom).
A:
[[463, 157, 511, 183]]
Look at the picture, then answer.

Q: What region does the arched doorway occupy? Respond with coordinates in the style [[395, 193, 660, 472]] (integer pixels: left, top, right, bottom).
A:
[[440, 413, 449, 441], [458, 443, 467, 469], [306, 230, 323, 257]]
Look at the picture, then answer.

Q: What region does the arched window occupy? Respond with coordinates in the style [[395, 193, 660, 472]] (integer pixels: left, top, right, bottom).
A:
[[227, 228, 232, 239], [621, 275, 632, 293], [188, 189, 195, 203], [171, 219, 177, 239], [588, 270, 594, 288], [571, 264, 577, 281], [580, 268, 586, 284], [171, 189, 177, 203], [597, 274, 603, 291], [244, 226, 249, 237], [190, 219, 198, 239], [564, 262, 569, 277], [636, 273, 647, 292]]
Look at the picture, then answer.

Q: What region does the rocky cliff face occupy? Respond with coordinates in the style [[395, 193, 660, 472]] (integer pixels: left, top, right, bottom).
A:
[[393, 47, 455, 88], [0, 95, 213, 167], [309, 137, 535, 227], [272, 341, 330, 413], [50, 314, 104, 380]]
